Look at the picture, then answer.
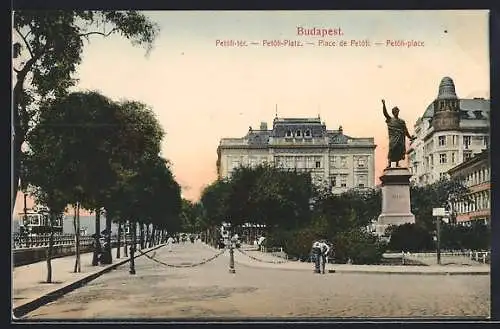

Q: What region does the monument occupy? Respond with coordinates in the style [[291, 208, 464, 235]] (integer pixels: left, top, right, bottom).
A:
[[375, 99, 416, 237]]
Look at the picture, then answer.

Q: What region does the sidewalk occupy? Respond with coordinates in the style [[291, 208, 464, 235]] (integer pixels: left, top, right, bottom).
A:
[[232, 247, 491, 276], [12, 244, 164, 318]]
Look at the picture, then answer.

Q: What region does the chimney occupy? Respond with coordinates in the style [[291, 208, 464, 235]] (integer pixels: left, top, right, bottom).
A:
[[260, 122, 268, 130]]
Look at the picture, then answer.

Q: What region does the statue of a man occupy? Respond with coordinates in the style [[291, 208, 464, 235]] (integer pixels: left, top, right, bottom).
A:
[[382, 99, 416, 168]]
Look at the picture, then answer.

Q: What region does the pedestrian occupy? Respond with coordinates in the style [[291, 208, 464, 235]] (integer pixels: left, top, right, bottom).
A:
[[311, 241, 322, 273], [166, 235, 175, 252], [318, 240, 331, 274]]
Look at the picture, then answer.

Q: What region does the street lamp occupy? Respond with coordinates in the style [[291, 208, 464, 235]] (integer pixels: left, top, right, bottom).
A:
[[432, 207, 450, 265], [227, 224, 236, 274]]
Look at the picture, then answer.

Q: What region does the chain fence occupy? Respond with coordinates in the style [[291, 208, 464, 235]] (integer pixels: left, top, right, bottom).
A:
[[236, 247, 289, 264], [137, 248, 227, 268]]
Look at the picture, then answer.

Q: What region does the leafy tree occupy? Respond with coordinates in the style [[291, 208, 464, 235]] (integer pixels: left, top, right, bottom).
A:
[[23, 125, 70, 282], [410, 177, 471, 231], [12, 10, 160, 214]]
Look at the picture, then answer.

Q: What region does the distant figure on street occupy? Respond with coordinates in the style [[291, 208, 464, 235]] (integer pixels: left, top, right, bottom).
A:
[[312, 240, 330, 274], [166, 236, 175, 252], [257, 236, 266, 251]]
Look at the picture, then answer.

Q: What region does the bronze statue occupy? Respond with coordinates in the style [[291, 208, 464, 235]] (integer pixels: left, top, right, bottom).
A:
[[382, 99, 416, 168]]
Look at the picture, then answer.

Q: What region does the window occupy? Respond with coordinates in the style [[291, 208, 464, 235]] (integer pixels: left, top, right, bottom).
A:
[[286, 130, 292, 137], [315, 161, 321, 168], [340, 156, 347, 168], [463, 151, 473, 162], [463, 136, 471, 149], [440, 172, 448, 180], [305, 130, 311, 137], [331, 176, 337, 187], [340, 175, 347, 187], [451, 152, 455, 164], [296, 130, 301, 137], [358, 175, 367, 188], [452, 135, 458, 145], [438, 136, 446, 146], [358, 157, 366, 167], [439, 153, 447, 164]]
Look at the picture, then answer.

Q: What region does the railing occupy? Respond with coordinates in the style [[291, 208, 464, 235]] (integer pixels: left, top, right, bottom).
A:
[[260, 246, 288, 260], [12, 233, 140, 250], [384, 251, 491, 264]]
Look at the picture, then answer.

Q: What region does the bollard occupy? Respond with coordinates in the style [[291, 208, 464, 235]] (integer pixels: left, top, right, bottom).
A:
[[229, 245, 236, 274]]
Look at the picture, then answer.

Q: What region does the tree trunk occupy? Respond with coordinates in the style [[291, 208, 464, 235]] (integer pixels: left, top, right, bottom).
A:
[[92, 209, 101, 266], [150, 226, 156, 247], [129, 221, 136, 275], [23, 193, 28, 248], [139, 224, 145, 250], [46, 213, 56, 283], [117, 222, 122, 259], [103, 211, 112, 264], [123, 221, 128, 257], [11, 61, 36, 215], [73, 203, 80, 273], [76, 203, 81, 272], [144, 224, 150, 248]]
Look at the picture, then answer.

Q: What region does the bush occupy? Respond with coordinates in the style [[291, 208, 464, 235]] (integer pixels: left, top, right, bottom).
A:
[[267, 227, 325, 261], [441, 222, 490, 251], [387, 223, 434, 252], [333, 229, 387, 264]]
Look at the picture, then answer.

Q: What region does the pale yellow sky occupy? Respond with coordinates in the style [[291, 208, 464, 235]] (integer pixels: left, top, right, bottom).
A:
[[13, 10, 490, 212]]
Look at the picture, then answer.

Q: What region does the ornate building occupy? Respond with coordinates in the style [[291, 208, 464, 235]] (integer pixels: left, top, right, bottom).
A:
[[407, 77, 490, 185], [217, 116, 376, 193], [448, 149, 490, 226]]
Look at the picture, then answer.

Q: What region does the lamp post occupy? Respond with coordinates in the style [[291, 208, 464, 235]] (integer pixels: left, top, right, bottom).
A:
[[436, 216, 441, 265], [228, 226, 236, 274], [432, 207, 450, 266]]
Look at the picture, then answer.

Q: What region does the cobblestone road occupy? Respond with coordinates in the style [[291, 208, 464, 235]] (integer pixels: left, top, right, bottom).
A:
[[24, 242, 490, 319]]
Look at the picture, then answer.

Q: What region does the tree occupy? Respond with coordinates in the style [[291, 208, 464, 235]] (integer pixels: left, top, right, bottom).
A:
[[411, 177, 472, 231], [23, 123, 70, 283], [12, 10, 160, 214]]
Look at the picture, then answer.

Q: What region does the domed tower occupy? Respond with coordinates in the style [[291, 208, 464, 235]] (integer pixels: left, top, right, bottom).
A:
[[431, 77, 460, 131]]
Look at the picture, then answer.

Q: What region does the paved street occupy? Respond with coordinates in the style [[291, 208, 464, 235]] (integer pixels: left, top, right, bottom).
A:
[[20, 242, 490, 319]]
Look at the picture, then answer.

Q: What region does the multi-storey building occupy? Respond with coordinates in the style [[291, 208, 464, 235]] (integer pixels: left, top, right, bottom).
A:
[[407, 77, 490, 185], [448, 149, 490, 226], [217, 116, 376, 193]]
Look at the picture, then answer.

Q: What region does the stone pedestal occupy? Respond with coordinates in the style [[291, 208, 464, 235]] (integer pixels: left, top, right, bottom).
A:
[[375, 167, 415, 237]]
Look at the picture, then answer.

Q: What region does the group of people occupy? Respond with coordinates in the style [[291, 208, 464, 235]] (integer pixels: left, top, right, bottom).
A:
[[311, 239, 332, 274], [166, 233, 199, 252]]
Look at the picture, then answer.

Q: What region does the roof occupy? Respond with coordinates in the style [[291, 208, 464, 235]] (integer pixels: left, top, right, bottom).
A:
[[448, 149, 490, 175], [422, 98, 490, 119]]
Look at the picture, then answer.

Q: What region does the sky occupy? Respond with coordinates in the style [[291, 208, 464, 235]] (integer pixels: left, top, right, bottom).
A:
[[13, 10, 490, 213]]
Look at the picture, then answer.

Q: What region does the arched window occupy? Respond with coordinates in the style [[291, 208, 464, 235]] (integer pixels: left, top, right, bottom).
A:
[[286, 130, 292, 137], [305, 129, 311, 137], [296, 130, 301, 137]]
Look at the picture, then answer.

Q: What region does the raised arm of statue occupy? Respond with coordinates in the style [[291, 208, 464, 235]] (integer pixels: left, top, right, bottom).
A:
[[382, 99, 391, 120]]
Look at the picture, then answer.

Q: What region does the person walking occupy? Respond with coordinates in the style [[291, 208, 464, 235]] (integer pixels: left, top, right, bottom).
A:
[[318, 240, 331, 274], [311, 241, 322, 273], [166, 235, 175, 252], [312, 239, 331, 274]]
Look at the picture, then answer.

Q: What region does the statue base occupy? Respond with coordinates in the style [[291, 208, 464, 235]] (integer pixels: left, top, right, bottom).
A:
[[375, 167, 415, 237]]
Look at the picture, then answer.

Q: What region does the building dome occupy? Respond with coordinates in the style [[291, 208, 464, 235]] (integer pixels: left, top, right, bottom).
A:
[[437, 76, 458, 100]]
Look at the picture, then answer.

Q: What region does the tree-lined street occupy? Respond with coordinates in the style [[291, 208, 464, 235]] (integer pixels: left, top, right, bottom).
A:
[[11, 10, 491, 321], [22, 243, 490, 319]]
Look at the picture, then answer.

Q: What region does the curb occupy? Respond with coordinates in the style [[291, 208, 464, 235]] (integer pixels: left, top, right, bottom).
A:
[[233, 259, 490, 276], [13, 243, 165, 319]]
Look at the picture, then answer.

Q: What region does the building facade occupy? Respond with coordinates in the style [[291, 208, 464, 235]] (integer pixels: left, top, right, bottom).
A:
[[217, 116, 376, 193], [447, 150, 490, 226], [407, 77, 490, 185]]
